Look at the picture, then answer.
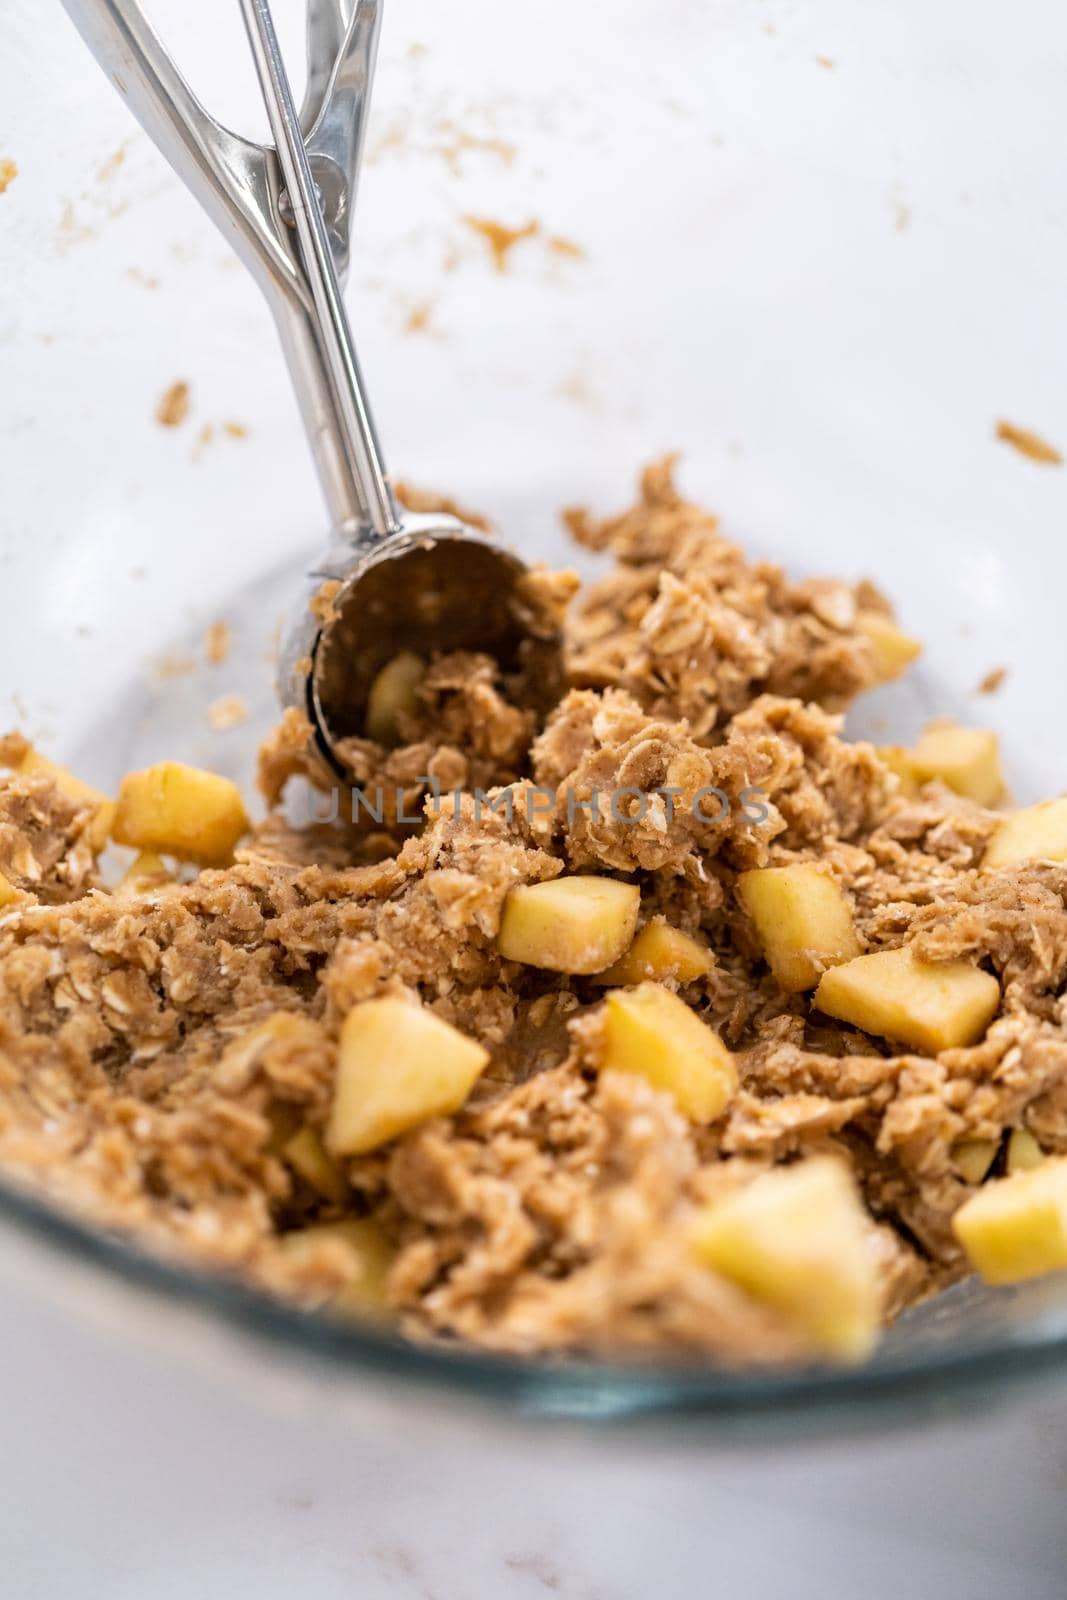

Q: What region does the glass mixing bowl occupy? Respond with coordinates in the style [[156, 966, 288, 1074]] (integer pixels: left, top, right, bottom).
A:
[[2, 0, 1066, 1436]]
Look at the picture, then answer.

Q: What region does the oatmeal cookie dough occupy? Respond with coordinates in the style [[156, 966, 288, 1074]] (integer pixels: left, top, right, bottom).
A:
[[0, 459, 1063, 1366], [565, 457, 890, 735]]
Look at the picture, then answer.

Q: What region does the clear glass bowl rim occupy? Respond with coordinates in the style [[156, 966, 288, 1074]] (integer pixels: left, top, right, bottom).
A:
[[6, 1168, 1067, 1432]]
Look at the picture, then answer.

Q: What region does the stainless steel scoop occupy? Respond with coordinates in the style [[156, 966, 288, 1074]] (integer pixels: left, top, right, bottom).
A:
[[60, 0, 559, 775]]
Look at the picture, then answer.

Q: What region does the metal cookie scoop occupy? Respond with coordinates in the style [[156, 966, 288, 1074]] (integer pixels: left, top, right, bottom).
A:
[[60, 0, 560, 775]]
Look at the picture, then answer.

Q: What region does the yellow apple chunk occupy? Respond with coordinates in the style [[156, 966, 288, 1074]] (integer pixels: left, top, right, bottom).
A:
[[814, 946, 1000, 1053], [597, 983, 737, 1123], [594, 921, 712, 986], [365, 651, 425, 745], [15, 747, 115, 852], [907, 726, 1003, 806], [282, 1219, 393, 1317], [952, 1137, 999, 1185], [857, 611, 922, 683], [738, 865, 861, 993], [327, 996, 489, 1157], [877, 746, 920, 799], [1007, 1128, 1045, 1174], [112, 761, 249, 866], [498, 875, 640, 975], [0, 871, 29, 911], [953, 1157, 1067, 1285], [984, 798, 1067, 870], [691, 1157, 882, 1360], [283, 1124, 349, 1203]]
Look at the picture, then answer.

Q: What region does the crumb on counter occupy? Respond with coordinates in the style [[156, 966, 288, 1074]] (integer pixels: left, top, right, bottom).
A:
[[996, 420, 1063, 466], [977, 666, 1007, 696], [156, 380, 191, 429], [208, 694, 249, 731], [435, 122, 517, 174], [151, 648, 196, 681], [205, 622, 232, 667], [403, 301, 435, 335], [0, 159, 17, 195], [557, 370, 596, 409], [463, 215, 540, 272], [547, 234, 585, 260], [97, 143, 129, 183]]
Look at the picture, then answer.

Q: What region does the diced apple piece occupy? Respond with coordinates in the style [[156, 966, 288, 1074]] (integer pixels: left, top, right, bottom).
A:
[[282, 1218, 393, 1317], [0, 871, 29, 911], [877, 746, 920, 799], [594, 921, 712, 987], [498, 875, 640, 975], [857, 611, 922, 683], [326, 1220, 393, 1316], [365, 651, 425, 745], [691, 1157, 882, 1359], [327, 996, 489, 1157], [597, 982, 737, 1122], [814, 946, 1000, 1053], [952, 1157, 1067, 1285], [738, 865, 861, 993], [112, 761, 249, 866], [952, 1137, 1000, 1185], [15, 747, 115, 852], [984, 798, 1067, 870], [907, 726, 1003, 807], [1007, 1128, 1045, 1174], [283, 1124, 348, 1203]]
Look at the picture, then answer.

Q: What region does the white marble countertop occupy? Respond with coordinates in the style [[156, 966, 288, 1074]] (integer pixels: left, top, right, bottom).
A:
[[1, 1214, 1066, 1600]]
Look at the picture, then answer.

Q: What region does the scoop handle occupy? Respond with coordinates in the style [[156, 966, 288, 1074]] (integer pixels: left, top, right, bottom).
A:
[[238, 0, 400, 540], [58, 0, 390, 537]]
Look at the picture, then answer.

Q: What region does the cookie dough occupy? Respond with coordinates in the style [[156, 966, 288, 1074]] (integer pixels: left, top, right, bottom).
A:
[[0, 460, 1062, 1366]]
